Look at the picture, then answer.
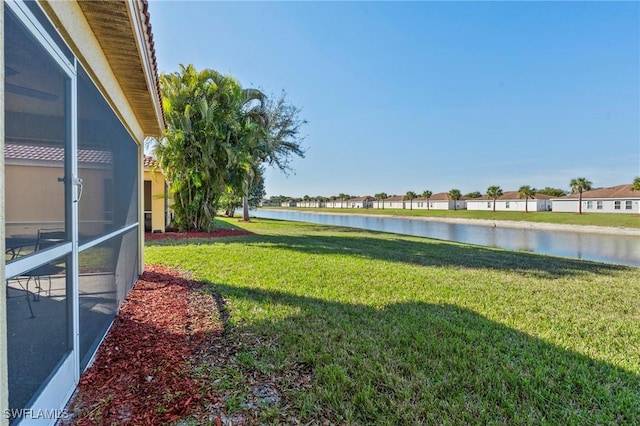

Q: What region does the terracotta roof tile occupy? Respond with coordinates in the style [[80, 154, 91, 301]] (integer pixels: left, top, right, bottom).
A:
[[428, 192, 455, 201], [472, 191, 553, 201], [140, 0, 165, 128], [347, 197, 372, 202], [144, 155, 157, 168], [557, 184, 639, 199], [5, 144, 112, 164], [384, 195, 405, 202]]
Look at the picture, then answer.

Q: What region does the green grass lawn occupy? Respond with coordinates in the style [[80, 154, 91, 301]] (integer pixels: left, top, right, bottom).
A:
[[146, 218, 640, 424], [265, 206, 640, 229]]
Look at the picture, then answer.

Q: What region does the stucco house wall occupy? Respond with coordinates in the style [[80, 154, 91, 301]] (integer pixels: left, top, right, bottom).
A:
[[424, 193, 466, 210], [347, 197, 373, 208], [551, 184, 639, 214], [383, 196, 405, 209], [143, 156, 169, 233], [467, 192, 552, 212]]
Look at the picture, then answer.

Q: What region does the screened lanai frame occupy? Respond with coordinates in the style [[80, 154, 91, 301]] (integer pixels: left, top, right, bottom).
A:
[[3, 0, 143, 422]]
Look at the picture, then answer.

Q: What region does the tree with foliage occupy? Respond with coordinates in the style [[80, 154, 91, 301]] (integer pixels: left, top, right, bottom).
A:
[[219, 190, 241, 218], [422, 190, 433, 210], [537, 187, 567, 197], [518, 185, 536, 213], [464, 191, 482, 199], [570, 177, 592, 214], [338, 193, 349, 208], [156, 65, 263, 231], [239, 91, 306, 221], [486, 185, 503, 212], [632, 176, 640, 191], [218, 169, 267, 217], [156, 64, 306, 228], [448, 189, 462, 210], [405, 191, 417, 210], [375, 192, 388, 209], [249, 177, 267, 207], [269, 195, 288, 204]]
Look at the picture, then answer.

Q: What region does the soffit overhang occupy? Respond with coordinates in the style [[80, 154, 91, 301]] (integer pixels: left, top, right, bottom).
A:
[[37, 0, 165, 138], [76, 0, 164, 137]]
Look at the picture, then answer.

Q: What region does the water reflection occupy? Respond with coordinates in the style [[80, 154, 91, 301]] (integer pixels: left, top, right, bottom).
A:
[[252, 210, 640, 267]]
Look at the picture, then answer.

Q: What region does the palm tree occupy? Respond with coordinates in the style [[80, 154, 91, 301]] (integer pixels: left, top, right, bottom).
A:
[[158, 65, 265, 230], [632, 176, 640, 191], [422, 190, 433, 210], [338, 193, 349, 208], [374, 192, 388, 209], [518, 185, 536, 213], [405, 191, 417, 210], [486, 185, 503, 212], [448, 189, 461, 211], [570, 177, 592, 214]]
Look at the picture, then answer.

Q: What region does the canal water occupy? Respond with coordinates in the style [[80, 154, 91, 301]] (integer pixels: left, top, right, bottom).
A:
[[250, 209, 640, 267]]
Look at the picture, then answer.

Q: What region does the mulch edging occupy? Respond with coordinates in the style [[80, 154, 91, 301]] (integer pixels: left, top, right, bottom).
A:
[[66, 265, 223, 425]]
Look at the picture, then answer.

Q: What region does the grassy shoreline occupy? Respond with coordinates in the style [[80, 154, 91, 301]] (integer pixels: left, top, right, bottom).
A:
[[262, 206, 640, 229], [146, 218, 640, 424]]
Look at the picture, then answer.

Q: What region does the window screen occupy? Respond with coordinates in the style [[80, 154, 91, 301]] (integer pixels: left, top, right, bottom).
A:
[[77, 66, 139, 242]]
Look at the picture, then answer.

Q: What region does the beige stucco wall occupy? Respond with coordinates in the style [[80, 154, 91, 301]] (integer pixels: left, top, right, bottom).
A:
[[5, 163, 114, 237]]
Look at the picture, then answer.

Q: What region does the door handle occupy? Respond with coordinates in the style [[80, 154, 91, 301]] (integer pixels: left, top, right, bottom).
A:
[[57, 176, 84, 202], [73, 177, 83, 203]]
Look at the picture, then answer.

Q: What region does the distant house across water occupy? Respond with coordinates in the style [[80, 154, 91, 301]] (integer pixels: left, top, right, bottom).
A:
[[466, 191, 552, 212], [552, 184, 640, 214]]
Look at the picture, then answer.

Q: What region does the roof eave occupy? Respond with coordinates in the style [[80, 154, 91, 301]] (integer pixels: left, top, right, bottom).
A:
[[77, 0, 165, 137]]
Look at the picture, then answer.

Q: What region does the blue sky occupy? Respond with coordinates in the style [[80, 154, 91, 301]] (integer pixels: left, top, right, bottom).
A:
[[148, 1, 639, 198]]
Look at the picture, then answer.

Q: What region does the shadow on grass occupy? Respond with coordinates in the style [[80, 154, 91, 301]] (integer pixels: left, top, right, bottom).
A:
[[148, 226, 632, 278], [206, 279, 640, 424], [212, 218, 252, 230]]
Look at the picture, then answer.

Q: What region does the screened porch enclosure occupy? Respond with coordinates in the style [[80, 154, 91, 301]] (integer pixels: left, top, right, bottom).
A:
[[3, 2, 142, 422]]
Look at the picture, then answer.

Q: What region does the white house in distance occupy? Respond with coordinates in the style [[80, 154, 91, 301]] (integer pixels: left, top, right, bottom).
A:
[[552, 184, 640, 214], [419, 192, 467, 210], [347, 196, 373, 208], [467, 191, 552, 212], [374, 195, 405, 209], [298, 199, 325, 208]]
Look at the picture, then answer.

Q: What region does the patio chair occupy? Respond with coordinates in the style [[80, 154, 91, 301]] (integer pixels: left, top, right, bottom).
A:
[[9, 229, 66, 317]]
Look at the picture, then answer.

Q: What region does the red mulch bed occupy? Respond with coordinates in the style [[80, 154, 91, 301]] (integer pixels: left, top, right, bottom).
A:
[[66, 265, 223, 425], [145, 229, 253, 240], [66, 258, 316, 424]]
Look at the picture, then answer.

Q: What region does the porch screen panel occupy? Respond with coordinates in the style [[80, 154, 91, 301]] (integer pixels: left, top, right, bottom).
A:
[[77, 65, 140, 371], [4, 6, 69, 252], [78, 228, 138, 370], [78, 239, 117, 370], [4, 6, 74, 418], [77, 67, 138, 242], [6, 255, 70, 417]]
